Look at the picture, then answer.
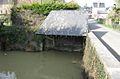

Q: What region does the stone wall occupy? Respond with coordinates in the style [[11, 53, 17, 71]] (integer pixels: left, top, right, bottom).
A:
[[83, 34, 108, 79], [83, 32, 120, 79], [8, 8, 46, 51], [44, 36, 85, 52]]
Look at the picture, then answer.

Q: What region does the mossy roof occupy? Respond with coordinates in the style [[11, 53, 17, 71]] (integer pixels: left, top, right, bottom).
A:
[[36, 10, 88, 36]]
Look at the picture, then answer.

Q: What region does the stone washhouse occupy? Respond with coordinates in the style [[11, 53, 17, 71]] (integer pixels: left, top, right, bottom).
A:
[[36, 10, 88, 51]]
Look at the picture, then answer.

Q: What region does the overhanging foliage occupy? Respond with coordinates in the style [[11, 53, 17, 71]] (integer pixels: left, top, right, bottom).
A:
[[16, 2, 80, 15]]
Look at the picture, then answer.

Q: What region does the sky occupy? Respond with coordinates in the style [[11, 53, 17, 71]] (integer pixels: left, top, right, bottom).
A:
[[65, 0, 115, 7]]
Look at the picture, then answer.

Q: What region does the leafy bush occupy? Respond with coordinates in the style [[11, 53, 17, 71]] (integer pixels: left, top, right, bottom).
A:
[[17, 2, 80, 15], [108, 7, 120, 24], [106, 7, 120, 31], [0, 25, 43, 51], [114, 8, 120, 23], [97, 19, 105, 24], [0, 25, 27, 44]]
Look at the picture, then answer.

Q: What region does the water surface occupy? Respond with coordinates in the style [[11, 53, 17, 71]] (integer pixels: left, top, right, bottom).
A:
[[0, 51, 84, 79]]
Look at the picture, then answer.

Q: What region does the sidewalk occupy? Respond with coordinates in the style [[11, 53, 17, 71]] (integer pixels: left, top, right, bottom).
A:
[[88, 19, 120, 79], [88, 19, 120, 62]]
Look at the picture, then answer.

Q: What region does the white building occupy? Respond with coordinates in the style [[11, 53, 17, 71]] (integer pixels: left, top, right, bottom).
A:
[[0, 0, 13, 14], [91, 1, 107, 19]]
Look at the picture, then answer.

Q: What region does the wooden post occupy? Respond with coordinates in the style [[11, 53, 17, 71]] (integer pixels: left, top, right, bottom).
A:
[[53, 36, 55, 47], [42, 36, 46, 51]]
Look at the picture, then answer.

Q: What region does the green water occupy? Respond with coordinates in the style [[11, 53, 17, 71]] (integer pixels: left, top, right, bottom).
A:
[[0, 51, 84, 79]]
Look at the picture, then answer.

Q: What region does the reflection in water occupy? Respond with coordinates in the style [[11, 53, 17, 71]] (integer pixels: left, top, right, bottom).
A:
[[0, 51, 84, 79], [0, 72, 16, 79]]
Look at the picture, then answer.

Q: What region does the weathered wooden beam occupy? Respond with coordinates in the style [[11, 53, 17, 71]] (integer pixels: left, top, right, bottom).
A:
[[45, 36, 54, 41]]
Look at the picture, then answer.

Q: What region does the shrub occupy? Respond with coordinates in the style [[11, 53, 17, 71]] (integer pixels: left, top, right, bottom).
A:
[[0, 24, 43, 51], [17, 2, 80, 15]]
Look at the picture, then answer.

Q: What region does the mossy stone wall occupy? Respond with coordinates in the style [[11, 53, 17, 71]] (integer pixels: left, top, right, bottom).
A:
[[83, 36, 109, 79]]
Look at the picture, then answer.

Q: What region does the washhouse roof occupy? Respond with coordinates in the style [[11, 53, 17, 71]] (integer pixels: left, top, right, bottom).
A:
[[36, 10, 88, 36]]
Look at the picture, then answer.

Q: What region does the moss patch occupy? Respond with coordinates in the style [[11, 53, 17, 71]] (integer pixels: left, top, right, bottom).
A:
[[83, 36, 109, 79]]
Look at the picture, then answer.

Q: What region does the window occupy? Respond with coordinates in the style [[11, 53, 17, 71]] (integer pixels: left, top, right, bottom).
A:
[[93, 3, 98, 8], [99, 3, 105, 8]]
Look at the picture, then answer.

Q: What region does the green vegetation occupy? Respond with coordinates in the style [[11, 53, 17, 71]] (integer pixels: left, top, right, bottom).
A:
[[83, 37, 108, 79], [105, 24, 120, 31], [104, 0, 120, 31], [97, 19, 105, 24], [13, 0, 64, 5], [115, 0, 120, 7], [108, 8, 120, 24], [0, 23, 43, 51], [0, 2, 79, 51], [17, 2, 80, 15], [98, 9, 120, 31], [103, 7, 120, 31]]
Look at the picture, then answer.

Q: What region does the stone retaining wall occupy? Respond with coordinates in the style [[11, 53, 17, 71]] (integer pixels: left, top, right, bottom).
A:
[[83, 33, 108, 79], [83, 32, 120, 79]]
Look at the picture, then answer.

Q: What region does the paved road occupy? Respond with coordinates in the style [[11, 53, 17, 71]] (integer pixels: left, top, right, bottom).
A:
[[88, 19, 120, 62]]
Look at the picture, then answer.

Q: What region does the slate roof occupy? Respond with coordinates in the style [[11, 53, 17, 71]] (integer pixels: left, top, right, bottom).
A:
[[36, 10, 88, 36]]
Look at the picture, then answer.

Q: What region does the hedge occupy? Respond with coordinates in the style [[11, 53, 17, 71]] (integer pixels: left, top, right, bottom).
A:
[[17, 2, 80, 15]]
